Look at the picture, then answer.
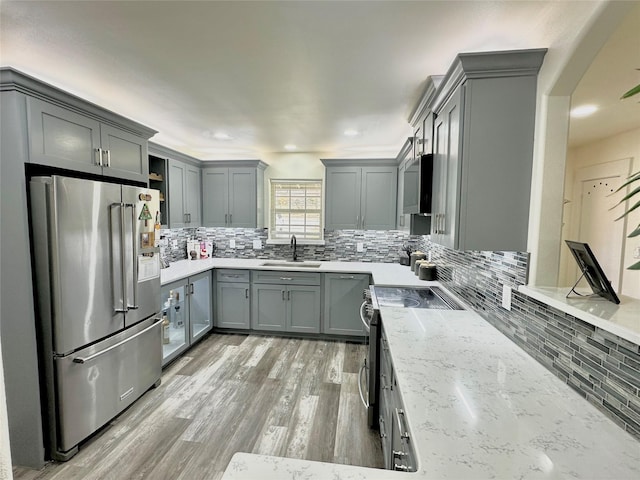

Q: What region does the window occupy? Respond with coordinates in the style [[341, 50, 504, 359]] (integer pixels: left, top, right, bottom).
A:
[[269, 179, 323, 241]]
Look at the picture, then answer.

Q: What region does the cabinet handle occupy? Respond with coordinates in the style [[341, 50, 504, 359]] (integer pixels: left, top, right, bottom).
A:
[[394, 408, 410, 440], [95, 148, 103, 167], [229, 214, 232, 225], [190, 283, 194, 295], [225, 213, 228, 225], [245, 288, 249, 299], [282, 290, 285, 301], [184, 213, 188, 223], [361, 215, 365, 229], [188, 213, 192, 223], [356, 214, 359, 229], [287, 291, 291, 301], [394, 464, 409, 472], [279, 277, 293, 281], [340, 275, 355, 279], [105, 149, 111, 167], [393, 450, 408, 459]]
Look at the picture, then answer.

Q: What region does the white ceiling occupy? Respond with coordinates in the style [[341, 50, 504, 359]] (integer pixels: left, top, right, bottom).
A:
[[0, 1, 636, 159]]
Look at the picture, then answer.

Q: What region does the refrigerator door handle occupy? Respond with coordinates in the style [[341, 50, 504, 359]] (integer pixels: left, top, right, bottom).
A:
[[124, 203, 139, 310], [72, 317, 162, 364], [110, 203, 127, 313]]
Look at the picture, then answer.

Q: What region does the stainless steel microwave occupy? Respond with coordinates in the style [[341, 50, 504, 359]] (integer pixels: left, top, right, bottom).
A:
[[403, 153, 433, 214]]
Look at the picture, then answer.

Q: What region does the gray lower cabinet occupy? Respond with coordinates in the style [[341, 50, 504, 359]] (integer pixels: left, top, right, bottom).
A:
[[251, 271, 321, 333], [27, 96, 151, 184], [323, 161, 398, 230], [215, 270, 251, 330], [323, 273, 369, 336], [379, 327, 416, 472]]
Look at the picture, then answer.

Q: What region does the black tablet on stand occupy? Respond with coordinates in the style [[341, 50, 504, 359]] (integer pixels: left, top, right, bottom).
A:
[[565, 240, 620, 304]]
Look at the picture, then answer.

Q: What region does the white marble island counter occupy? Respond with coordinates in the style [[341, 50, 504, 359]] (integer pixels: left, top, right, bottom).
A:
[[222, 306, 640, 479]]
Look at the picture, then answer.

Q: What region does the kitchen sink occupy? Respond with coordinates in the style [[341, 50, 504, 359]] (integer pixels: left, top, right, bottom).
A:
[[260, 261, 322, 268]]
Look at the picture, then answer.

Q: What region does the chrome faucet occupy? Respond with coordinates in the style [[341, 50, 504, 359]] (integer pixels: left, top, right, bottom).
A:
[[290, 234, 298, 262]]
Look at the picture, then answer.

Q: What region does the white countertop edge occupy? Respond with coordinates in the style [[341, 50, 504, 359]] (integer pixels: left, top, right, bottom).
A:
[[518, 285, 640, 345]]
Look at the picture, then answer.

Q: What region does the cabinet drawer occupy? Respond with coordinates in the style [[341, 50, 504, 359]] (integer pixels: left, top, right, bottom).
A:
[[216, 269, 250, 283], [252, 270, 321, 286]]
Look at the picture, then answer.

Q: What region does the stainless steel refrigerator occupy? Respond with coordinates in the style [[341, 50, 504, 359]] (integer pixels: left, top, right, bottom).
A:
[[29, 175, 163, 461]]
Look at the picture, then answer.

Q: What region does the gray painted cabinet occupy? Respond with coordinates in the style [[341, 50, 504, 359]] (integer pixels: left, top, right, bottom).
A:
[[202, 161, 267, 228], [428, 49, 546, 251], [215, 270, 250, 330], [323, 273, 369, 336], [168, 159, 201, 228], [27, 97, 149, 183], [323, 161, 398, 230], [251, 271, 321, 333]]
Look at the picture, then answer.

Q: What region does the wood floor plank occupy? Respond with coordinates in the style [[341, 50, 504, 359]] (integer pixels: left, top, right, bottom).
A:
[[305, 382, 341, 462], [13, 334, 382, 480]]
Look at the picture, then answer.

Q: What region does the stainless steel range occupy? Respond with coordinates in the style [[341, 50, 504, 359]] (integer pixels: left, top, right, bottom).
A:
[[358, 286, 465, 428]]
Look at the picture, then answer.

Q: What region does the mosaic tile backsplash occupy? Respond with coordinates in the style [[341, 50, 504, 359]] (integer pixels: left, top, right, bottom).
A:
[[160, 227, 419, 263], [160, 227, 639, 439]]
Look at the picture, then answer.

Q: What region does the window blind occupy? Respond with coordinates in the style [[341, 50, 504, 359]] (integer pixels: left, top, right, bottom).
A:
[[269, 180, 323, 240]]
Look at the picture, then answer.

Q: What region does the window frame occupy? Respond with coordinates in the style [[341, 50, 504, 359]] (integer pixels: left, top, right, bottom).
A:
[[267, 178, 325, 244]]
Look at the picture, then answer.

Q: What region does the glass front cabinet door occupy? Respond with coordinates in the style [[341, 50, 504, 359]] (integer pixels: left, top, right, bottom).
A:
[[160, 280, 189, 365], [189, 270, 213, 343]]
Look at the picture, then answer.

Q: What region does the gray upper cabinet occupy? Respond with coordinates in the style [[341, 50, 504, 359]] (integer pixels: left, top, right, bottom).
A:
[[22, 76, 155, 184], [323, 273, 369, 336], [202, 161, 267, 228], [427, 49, 547, 252], [323, 160, 397, 230], [168, 158, 201, 228], [394, 138, 414, 232]]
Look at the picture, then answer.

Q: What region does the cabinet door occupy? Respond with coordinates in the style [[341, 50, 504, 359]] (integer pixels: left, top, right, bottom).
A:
[[185, 164, 202, 227], [202, 168, 229, 227], [360, 167, 398, 230], [168, 159, 187, 228], [27, 97, 102, 175], [160, 280, 189, 366], [228, 168, 257, 227], [325, 167, 361, 229], [100, 124, 148, 183], [189, 271, 212, 342], [323, 273, 369, 336], [287, 285, 321, 334], [215, 282, 250, 329], [251, 284, 287, 331]]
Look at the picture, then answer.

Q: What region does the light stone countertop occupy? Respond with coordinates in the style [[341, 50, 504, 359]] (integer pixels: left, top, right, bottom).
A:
[[163, 258, 640, 479], [161, 258, 433, 287], [519, 286, 640, 345], [221, 307, 640, 480]]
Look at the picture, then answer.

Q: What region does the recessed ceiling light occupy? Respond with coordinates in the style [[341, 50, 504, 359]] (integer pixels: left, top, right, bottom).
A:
[[344, 129, 359, 137], [213, 132, 232, 140], [570, 105, 598, 118], [284, 144, 297, 151]]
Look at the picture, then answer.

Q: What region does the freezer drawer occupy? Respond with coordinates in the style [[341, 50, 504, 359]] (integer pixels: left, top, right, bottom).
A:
[[54, 317, 162, 453]]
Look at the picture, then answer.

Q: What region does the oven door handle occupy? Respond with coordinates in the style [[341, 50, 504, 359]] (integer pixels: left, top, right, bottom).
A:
[[358, 361, 369, 409], [359, 301, 370, 333]]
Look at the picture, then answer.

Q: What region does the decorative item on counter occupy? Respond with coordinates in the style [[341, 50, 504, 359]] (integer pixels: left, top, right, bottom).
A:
[[419, 262, 437, 281], [410, 251, 427, 271], [399, 244, 412, 266], [414, 259, 428, 276], [162, 312, 170, 344], [154, 211, 161, 231], [187, 239, 200, 260], [200, 240, 214, 259]]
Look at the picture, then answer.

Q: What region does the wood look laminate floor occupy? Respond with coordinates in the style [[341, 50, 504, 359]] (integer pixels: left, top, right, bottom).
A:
[[13, 334, 383, 480]]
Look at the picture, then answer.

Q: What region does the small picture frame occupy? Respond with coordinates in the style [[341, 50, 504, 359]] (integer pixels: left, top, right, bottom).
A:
[[140, 232, 154, 249]]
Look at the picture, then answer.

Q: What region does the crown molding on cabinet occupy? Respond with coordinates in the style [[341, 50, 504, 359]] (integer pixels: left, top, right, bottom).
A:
[[0, 67, 157, 139], [407, 75, 444, 128], [149, 141, 203, 168], [430, 48, 547, 114], [202, 159, 268, 170], [320, 158, 397, 168]]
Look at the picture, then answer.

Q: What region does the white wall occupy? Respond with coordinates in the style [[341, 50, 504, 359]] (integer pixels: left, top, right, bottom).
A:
[[560, 127, 640, 298], [260, 151, 328, 228], [527, 0, 637, 287]]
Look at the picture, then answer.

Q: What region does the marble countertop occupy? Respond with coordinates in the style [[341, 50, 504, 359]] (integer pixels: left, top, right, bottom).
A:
[[222, 307, 640, 479], [519, 286, 640, 345], [161, 258, 432, 288]]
